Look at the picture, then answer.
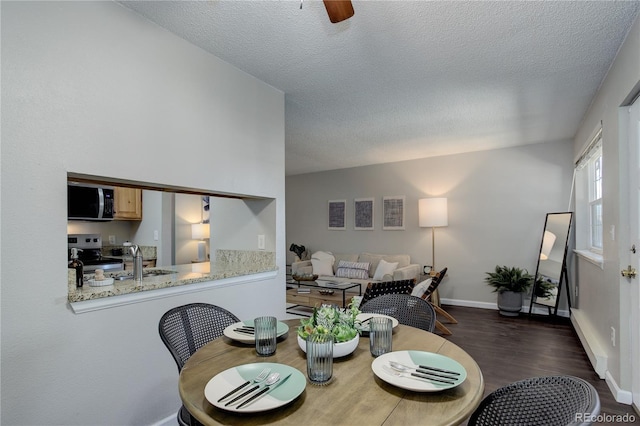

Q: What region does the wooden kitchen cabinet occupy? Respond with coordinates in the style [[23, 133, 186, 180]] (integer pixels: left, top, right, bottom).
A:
[[114, 187, 142, 220]]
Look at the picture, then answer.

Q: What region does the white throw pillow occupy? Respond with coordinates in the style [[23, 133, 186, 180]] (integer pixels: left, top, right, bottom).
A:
[[411, 278, 432, 297], [311, 251, 334, 262], [311, 251, 335, 276], [373, 259, 399, 281], [311, 259, 334, 276]]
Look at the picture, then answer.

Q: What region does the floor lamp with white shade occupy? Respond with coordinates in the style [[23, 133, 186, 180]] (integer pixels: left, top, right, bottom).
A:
[[419, 198, 448, 275]]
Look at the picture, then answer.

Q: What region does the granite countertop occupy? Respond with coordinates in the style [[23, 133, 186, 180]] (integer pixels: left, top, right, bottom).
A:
[[102, 255, 157, 261], [68, 250, 276, 303]]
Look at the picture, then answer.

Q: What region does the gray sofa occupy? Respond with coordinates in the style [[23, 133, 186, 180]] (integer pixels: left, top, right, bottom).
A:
[[291, 251, 421, 287]]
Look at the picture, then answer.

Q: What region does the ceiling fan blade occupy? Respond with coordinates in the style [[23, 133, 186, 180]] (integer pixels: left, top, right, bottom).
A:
[[323, 0, 354, 23]]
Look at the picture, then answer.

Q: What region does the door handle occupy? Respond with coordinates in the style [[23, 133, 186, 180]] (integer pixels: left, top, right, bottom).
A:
[[621, 265, 637, 279]]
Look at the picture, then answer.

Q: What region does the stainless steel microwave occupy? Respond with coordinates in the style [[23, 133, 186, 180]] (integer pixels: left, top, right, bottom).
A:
[[67, 183, 115, 221]]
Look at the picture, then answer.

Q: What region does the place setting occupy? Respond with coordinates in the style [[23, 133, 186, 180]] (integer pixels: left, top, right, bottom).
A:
[[371, 350, 467, 392], [355, 313, 399, 335], [223, 317, 289, 344], [361, 316, 466, 392], [204, 362, 307, 413]]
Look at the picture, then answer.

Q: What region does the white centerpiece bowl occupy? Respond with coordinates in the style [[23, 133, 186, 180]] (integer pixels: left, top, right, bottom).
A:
[[297, 334, 359, 358]]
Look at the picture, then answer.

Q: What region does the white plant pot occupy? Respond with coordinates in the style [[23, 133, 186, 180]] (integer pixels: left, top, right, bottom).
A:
[[297, 334, 359, 358]]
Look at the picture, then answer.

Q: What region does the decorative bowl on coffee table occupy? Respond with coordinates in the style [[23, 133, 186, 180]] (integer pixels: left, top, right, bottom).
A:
[[292, 274, 318, 281]]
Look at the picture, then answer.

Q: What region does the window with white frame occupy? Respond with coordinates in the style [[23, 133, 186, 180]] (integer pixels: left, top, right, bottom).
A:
[[588, 147, 603, 251], [574, 128, 603, 256]]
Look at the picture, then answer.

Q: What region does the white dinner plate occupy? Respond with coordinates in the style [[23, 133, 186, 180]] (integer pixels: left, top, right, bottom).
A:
[[223, 320, 289, 344], [87, 278, 114, 287], [355, 313, 399, 334], [371, 350, 467, 392], [205, 362, 306, 413]]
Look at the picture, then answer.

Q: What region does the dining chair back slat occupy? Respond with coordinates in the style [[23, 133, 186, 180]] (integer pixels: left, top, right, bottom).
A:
[[159, 303, 240, 426], [159, 303, 240, 372], [360, 293, 436, 333], [468, 375, 600, 426]]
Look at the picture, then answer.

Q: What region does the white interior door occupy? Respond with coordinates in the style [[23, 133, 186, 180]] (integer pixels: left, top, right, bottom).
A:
[[629, 98, 640, 413]]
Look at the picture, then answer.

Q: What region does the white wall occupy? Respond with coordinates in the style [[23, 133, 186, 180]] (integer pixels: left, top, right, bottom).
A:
[[571, 14, 640, 394], [132, 189, 164, 261], [286, 141, 574, 306], [211, 198, 277, 253], [1, 2, 285, 425], [175, 193, 204, 264]]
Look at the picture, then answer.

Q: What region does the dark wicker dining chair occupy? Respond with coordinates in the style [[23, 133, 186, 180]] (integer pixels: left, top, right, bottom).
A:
[[468, 375, 601, 426], [360, 293, 436, 333], [159, 303, 240, 426]]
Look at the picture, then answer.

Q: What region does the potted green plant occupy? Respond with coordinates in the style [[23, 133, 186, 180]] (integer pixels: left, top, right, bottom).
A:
[[484, 265, 534, 316], [297, 299, 361, 357], [533, 276, 556, 298]]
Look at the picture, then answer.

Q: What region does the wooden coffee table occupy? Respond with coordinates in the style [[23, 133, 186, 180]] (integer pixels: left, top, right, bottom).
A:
[[286, 280, 361, 311]]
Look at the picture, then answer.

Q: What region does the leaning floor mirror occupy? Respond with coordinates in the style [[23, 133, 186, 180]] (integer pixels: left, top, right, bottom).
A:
[[528, 212, 573, 316]]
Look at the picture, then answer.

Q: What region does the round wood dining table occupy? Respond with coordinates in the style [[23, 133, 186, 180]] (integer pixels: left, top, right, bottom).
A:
[[179, 319, 484, 426]]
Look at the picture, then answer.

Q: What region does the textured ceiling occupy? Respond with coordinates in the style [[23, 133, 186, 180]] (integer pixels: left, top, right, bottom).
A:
[[119, 1, 640, 176]]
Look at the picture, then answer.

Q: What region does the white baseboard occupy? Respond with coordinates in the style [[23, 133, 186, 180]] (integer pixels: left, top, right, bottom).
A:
[[440, 300, 635, 406], [606, 370, 634, 404], [440, 298, 569, 317], [571, 308, 608, 379], [439, 298, 497, 310]]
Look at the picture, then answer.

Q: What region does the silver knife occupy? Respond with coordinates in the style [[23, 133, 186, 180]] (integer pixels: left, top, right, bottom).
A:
[[217, 379, 250, 402], [410, 372, 456, 385], [415, 368, 458, 380], [236, 373, 292, 409], [418, 364, 461, 376]]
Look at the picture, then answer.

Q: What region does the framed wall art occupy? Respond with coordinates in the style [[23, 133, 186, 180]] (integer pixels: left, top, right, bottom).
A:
[[202, 196, 210, 223], [382, 195, 405, 230], [328, 199, 346, 230], [354, 197, 374, 230]]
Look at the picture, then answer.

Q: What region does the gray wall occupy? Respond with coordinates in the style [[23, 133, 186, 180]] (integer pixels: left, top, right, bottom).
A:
[[1, 2, 285, 425], [571, 14, 640, 395], [286, 141, 574, 306]]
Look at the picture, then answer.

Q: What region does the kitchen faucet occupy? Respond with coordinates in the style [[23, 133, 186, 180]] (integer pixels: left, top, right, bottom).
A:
[[129, 244, 144, 282]]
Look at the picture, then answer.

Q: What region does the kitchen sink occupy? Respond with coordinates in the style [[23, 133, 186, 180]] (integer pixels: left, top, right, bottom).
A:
[[115, 270, 176, 281], [144, 270, 176, 276]]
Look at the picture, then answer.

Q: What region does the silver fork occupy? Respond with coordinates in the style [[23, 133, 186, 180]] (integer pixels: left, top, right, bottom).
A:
[[218, 368, 270, 403], [389, 361, 459, 380], [226, 372, 280, 407], [383, 365, 455, 385]]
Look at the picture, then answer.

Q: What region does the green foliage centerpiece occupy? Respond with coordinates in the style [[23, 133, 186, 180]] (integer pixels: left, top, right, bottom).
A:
[[297, 299, 360, 343]]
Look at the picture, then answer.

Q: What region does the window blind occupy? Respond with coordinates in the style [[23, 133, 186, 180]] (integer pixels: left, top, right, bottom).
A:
[[575, 126, 602, 170]]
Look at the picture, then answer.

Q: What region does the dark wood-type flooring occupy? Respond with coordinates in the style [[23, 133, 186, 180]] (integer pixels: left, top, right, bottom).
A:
[[440, 305, 639, 425]]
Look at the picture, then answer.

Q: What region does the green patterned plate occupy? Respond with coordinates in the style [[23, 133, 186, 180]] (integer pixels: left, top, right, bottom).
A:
[[205, 362, 306, 412]]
